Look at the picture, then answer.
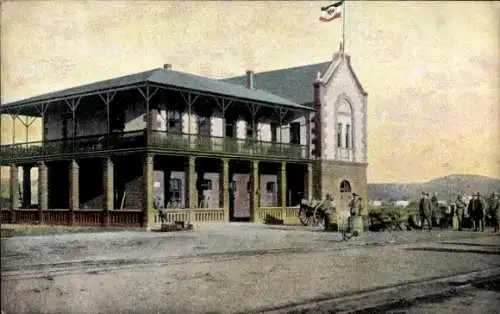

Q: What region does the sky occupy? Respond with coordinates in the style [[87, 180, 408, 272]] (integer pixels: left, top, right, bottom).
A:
[[1, 1, 499, 183]]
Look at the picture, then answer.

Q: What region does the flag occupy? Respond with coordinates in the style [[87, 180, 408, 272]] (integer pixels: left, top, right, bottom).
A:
[[319, 1, 344, 22]]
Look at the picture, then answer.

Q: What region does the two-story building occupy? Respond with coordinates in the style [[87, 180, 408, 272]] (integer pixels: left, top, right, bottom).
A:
[[0, 51, 368, 228]]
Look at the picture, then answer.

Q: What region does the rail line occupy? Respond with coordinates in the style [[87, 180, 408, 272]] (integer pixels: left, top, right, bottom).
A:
[[2, 234, 498, 281], [250, 267, 500, 314]]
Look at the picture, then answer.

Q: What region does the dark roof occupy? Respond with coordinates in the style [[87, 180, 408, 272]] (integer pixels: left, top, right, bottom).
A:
[[222, 62, 330, 106], [1, 68, 311, 111], [222, 54, 368, 105]]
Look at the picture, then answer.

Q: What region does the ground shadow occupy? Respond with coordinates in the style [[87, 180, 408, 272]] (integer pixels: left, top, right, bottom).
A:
[[440, 242, 500, 248], [405, 247, 500, 256], [472, 276, 500, 292]]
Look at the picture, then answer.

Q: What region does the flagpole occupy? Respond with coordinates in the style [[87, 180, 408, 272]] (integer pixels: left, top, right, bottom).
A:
[[342, 0, 346, 57]]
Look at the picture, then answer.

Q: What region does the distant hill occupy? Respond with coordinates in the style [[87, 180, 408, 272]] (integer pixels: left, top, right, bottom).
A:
[[368, 174, 500, 201]]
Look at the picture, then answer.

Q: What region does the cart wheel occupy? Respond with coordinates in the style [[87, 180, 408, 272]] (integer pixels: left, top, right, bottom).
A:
[[298, 207, 309, 226], [313, 208, 325, 228]]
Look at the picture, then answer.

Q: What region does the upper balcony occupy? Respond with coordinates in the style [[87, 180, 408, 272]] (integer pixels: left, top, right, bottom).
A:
[[0, 129, 308, 162], [1, 64, 313, 163]]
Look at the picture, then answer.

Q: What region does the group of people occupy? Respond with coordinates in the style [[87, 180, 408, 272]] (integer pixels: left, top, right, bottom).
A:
[[454, 192, 499, 232], [419, 191, 500, 232]]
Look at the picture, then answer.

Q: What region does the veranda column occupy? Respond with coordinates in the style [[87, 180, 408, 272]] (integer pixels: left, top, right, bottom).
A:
[[277, 161, 287, 207], [9, 164, 19, 223], [306, 163, 313, 201], [68, 160, 79, 226], [249, 160, 259, 222], [22, 165, 32, 208], [102, 157, 114, 227], [142, 153, 154, 229], [185, 156, 197, 209], [219, 158, 230, 222], [38, 162, 48, 224]]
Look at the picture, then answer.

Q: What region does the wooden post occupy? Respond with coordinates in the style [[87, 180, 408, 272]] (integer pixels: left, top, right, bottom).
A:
[[277, 161, 287, 207], [38, 162, 48, 224], [103, 157, 114, 227], [143, 153, 154, 228], [185, 156, 197, 209], [68, 160, 79, 226], [249, 160, 259, 222], [220, 158, 230, 222]]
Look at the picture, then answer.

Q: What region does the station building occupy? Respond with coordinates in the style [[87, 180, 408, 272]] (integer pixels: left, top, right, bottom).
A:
[[0, 51, 367, 228]]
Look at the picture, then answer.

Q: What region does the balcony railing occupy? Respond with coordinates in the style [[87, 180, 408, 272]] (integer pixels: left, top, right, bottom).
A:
[[0, 130, 308, 160]]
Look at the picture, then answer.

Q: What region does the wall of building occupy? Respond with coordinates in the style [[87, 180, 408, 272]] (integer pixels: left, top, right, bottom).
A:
[[124, 101, 146, 131], [321, 60, 368, 164], [320, 160, 368, 216]]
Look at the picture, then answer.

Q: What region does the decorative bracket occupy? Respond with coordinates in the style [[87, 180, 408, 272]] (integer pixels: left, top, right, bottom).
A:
[[214, 99, 232, 114], [137, 86, 159, 102], [180, 92, 200, 107]]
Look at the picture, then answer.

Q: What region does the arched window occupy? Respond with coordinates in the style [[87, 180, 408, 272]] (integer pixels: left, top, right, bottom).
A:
[[340, 180, 351, 193], [336, 97, 354, 161]]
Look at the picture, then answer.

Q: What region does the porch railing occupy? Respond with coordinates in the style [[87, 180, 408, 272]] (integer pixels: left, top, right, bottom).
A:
[[254, 206, 301, 225], [0, 208, 143, 228], [154, 208, 225, 224], [0, 130, 308, 160]]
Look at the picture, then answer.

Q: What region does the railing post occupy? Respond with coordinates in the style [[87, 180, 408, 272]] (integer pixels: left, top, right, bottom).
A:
[[38, 162, 48, 224], [189, 209, 196, 224], [9, 164, 19, 223]]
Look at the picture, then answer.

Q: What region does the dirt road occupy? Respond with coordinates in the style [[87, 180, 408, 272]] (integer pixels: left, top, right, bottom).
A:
[[2, 227, 499, 314]]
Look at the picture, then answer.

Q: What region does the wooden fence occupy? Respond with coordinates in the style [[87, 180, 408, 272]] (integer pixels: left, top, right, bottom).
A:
[[0, 209, 143, 228], [1, 206, 302, 228]]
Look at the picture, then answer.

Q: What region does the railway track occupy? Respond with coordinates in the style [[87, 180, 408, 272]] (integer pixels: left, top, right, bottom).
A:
[[2, 234, 498, 281], [251, 267, 500, 314]]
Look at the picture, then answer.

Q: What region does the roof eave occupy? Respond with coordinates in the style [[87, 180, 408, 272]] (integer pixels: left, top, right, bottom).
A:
[[1, 82, 147, 110]]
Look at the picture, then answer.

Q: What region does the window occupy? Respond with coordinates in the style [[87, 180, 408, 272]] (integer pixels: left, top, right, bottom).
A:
[[290, 122, 300, 144], [345, 124, 351, 149], [270, 123, 278, 142], [266, 182, 276, 193], [337, 123, 343, 148], [340, 180, 351, 193], [197, 116, 211, 136], [167, 111, 182, 133], [246, 124, 254, 139], [169, 178, 182, 204], [225, 122, 235, 138]]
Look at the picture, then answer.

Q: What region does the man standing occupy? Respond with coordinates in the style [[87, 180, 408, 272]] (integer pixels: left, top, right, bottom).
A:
[[455, 194, 467, 231], [349, 193, 360, 216], [469, 193, 485, 232], [487, 192, 499, 233], [430, 192, 439, 225], [154, 196, 166, 224], [419, 192, 432, 231]]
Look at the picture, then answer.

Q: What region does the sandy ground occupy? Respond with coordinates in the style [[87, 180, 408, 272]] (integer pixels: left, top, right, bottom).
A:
[[1, 223, 497, 268], [1, 225, 500, 314]]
